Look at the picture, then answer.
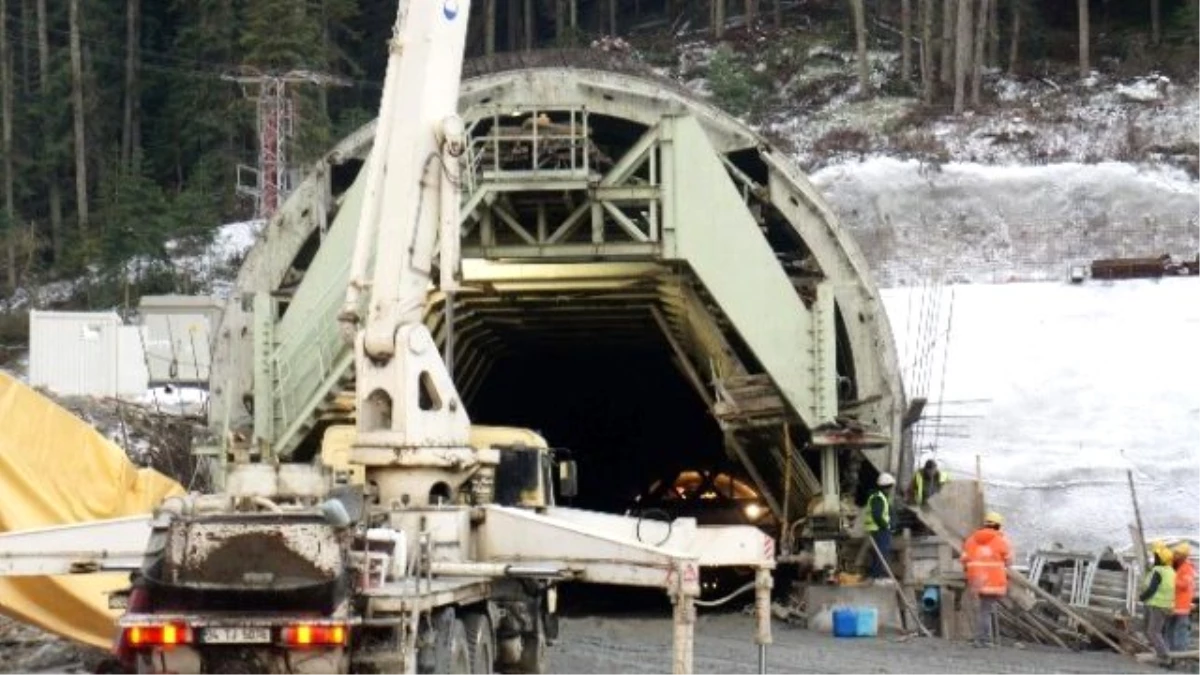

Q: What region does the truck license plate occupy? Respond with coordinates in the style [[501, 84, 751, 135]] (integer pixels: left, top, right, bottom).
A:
[[203, 626, 272, 644]]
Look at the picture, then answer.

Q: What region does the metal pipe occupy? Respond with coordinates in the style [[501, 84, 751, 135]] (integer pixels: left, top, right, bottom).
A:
[[754, 567, 773, 674], [428, 561, 567, 579]]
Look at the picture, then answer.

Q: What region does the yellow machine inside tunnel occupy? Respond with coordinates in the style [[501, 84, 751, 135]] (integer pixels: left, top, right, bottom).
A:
[[0, 372, 183, 649]]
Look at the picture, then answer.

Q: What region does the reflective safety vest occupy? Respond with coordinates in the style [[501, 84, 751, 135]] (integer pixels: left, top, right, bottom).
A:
[[1144, 564, 1176, 610], [864, 490, 890, 533], [913, 470, 949, 504], [962, 527, 1012, 597], [1176, 560, 1195, 615]]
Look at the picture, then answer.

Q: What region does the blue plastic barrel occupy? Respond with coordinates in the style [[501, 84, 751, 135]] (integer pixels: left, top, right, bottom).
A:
[[855, 607, 879, 637], [832, 608, 857, 637]]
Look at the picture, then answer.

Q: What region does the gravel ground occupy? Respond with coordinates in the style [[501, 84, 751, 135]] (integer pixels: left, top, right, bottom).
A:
[[549, 613, 1170, 674]]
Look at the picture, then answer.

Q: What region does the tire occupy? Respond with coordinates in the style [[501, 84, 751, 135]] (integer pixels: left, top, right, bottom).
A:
[[462, 612, 495, 674], [434, 617, 472, 674], [515, 614, 547, 674]]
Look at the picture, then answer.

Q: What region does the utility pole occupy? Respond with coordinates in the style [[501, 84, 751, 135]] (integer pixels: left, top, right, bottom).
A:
[[223, 68, 349, 220]]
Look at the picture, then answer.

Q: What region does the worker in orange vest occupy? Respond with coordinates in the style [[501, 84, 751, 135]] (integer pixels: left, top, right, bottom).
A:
[[960, 512, 1013, 648], [1169, 542, 1195, 652]]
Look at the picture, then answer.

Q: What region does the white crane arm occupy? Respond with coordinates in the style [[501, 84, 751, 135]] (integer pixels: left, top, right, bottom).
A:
[[339, 0, 470, 350], [339, 0, 475, 452]]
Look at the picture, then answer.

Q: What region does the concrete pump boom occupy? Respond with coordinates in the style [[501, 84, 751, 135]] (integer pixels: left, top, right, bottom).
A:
[[338, 0, 472, 458]]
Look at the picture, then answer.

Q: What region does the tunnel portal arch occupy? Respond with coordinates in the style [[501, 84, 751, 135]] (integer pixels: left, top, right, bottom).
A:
[[208, 57, 904, 529]]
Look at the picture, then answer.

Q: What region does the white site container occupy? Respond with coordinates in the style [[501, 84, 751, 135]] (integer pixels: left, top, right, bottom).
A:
[[137, 295, 223, 386], [28, 310, 149, 397]]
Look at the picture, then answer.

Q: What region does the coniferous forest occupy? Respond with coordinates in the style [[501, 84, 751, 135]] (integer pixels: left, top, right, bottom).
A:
[[0, 0, 1193, 309]]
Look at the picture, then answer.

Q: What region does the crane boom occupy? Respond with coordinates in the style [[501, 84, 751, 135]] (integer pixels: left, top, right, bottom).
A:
[[339, 0, 473, 459]]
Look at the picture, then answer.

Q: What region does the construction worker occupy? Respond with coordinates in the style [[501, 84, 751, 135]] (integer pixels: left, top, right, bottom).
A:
[[1139, 544, 1176, 663], [908, 458, 949, 507], [961, 512, 1013, 648], [864, 473, 895, 581], [1169, 542, 1194, 652]]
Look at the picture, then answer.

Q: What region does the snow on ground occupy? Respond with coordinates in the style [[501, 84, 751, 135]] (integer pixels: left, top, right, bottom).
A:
[[0, 220, 262, 314], [811, 157, 1199, 287], [880, 277, 1200, 560], [138, 385, 209, 418]]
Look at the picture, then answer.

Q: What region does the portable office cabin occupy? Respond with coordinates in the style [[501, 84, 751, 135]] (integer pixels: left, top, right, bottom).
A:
[[137, 295, 223, 387], [28, 310, 148, 397]]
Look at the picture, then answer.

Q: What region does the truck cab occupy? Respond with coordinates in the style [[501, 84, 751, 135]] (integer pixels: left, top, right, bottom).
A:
[[320, 424, 578, 508]]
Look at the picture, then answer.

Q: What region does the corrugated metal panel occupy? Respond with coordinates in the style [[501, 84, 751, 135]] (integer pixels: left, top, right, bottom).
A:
[[137, 295, 221, 386], [140, 312, 216, 385], [28, 311, 148, 397], [117, 326, 150, 396]]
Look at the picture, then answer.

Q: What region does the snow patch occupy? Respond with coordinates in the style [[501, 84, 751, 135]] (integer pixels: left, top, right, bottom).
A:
[[0, 220, 262, 313], [1115, 74, 1171, 103]]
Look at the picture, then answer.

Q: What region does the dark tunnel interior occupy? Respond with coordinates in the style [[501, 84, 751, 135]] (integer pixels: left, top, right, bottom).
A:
[[465, 340, 736, 515]]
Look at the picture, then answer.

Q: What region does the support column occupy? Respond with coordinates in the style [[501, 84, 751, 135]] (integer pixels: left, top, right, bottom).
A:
[[754, 567, 773, 673], [670, 561, 698, 674]]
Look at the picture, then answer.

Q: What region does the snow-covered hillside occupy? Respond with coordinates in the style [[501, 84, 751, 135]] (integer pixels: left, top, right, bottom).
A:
[[812, 159, 1199, 287], [881, 277, 1200, 559], [0, 220, 262, 313]]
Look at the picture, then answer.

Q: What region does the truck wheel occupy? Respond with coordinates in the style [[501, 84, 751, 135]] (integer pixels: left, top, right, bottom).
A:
[[515, 615, 547, 674], [434, 618, 471, 674], [462, 612, 495, 674]]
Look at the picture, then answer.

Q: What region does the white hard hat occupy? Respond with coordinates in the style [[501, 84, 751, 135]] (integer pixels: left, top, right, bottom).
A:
[[877, 472, 896, 487]]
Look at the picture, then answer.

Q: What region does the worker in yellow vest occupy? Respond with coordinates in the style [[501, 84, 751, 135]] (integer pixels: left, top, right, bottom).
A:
[[1140, 544, 1177, 664], [864, 473, 896, 582], [908, 458, 950, 507]]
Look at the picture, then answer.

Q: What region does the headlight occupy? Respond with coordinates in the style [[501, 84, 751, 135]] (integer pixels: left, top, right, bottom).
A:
[[743, 503, 764, 521]]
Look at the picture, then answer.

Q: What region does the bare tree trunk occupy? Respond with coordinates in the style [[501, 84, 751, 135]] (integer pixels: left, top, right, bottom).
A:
[[608, 0, 617, 33], [953, 0, 972, 114], [1, 0, 14, 289], [20, 0, 30, 95], [121, 0, 140, 170], [1077, 0, 1089, 78], [940, 0, 955, 85], [69, 0, 88, 237], [987, 0, 998, 67], [901, 0, 912, 83], [972, 0, 987, 106], [524, 0, 534, 49], [849, 0, 870, 95], [747, 0, 758, 25], [485, 0, 496, 54], [714, 0, 726, 37], [921, 0, 934, 102], [1008, 0, 1020, 74], [506, 0, 518, 51], [1151, 0, 1160, 45], [555, 0, 564, 41], [569, 0, 577, 28], [774, 0, 783, 27], [36, 0, 61, 262]]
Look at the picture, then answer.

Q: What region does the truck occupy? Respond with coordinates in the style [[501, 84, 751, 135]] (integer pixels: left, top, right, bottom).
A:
[[0, 1, 776, 673]]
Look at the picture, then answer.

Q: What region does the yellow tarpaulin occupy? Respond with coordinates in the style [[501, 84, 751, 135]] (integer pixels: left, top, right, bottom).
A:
[[0, 371, 183, 649]]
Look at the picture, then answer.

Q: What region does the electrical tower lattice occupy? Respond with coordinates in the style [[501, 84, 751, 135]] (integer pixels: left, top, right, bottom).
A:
[[223, 69, 349, 220]]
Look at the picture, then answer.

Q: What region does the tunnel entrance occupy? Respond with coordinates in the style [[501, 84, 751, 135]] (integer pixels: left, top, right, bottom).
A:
[[466, 341, 729, 515]]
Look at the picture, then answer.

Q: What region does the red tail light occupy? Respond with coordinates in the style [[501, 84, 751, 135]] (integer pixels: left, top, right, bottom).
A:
[[124, 623, 192, 647], [282, 623, 347, 647]]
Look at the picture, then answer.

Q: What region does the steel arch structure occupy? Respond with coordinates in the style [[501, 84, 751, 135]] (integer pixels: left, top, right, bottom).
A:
[[207, 61, 904, 535]]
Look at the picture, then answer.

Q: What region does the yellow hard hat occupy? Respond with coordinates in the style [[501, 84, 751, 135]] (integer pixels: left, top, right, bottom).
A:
[[1156, 547, 1174, 565], [984, 512, 1003, 526], [1173, 542, 1191, 557]]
